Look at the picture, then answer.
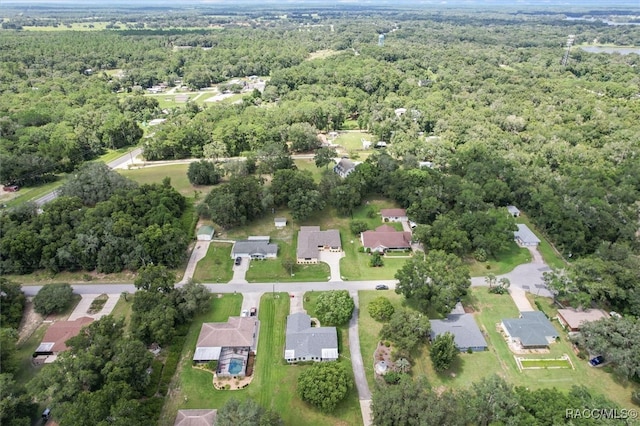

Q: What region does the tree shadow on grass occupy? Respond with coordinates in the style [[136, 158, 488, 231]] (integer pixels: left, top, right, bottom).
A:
[[434, 354, 467, 385]]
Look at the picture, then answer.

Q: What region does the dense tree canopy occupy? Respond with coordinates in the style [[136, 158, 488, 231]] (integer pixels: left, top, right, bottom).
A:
[[315, 290, 355, 326], [216, 398, 283, 426], [380, 308, 431, 354], [395, 251, 471, 315], [33, 283, 74, 316], [297, 362, 353, 412], [430, 332, 458, 371], [0, 279, 25, 330]]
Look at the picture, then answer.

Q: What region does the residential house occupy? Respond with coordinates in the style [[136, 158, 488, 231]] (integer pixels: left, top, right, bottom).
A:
[[34, 317, 94, 363], [380, 208, 408, 222], [274, 218, 287, 229], [333, 158, 359, 178], [174, 409, 217, 426], [296, 226, 341, 264], [231, 237, 278, 260], [514, 224, 540, 247], [430, 313, 488, 352], [361, 224, 412, 252], [557, 309, 609, 332], [501, 311, 559, 349], [284, 312, 338, 363], [193, 317, 259, 377], [196, 226, 215, 241], [507, 205, 520, 217]]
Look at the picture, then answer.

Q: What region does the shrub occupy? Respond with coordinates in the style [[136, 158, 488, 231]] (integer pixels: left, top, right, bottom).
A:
[[473, 248, 487, 262], [368, 297, 395, 322], [632, 390, 640, 406], [33, 283, 74, 316], [383, 371, 402, 384]]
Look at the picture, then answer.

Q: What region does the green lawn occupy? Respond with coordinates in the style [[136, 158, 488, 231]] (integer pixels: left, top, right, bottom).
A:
[[467, 242, 532, 277], [294, 158, 326, 183], [334, 131, 375, 153], [160, 292, 361, 426], [519, 358, 572, 369], [14, 324, 47, 385], [110, 294, 134, 330], [118, 164, 215, 200], [2, 178, 65, 208], [192, 243, 234, 283], [245, 240, 330, 283]]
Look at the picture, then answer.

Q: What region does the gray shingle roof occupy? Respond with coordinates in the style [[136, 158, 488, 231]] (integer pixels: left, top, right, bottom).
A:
[[232, 240, 278, 257], [430, 314, 487, 350], [502, 311, 559, 347], [514, 224, 540, 245], [297, 227, 341, 259], [285, 312, 338, 359]]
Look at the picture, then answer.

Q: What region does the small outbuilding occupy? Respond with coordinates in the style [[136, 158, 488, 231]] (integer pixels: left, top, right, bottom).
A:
[[274, 218, 287, 229], [507, 205, 521, 217], [514, 224, 540, 247], [197, 226, 215, 241]]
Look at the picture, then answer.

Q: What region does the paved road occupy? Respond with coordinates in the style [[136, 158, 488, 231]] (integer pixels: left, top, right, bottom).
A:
[[21, 280, 399, 296]]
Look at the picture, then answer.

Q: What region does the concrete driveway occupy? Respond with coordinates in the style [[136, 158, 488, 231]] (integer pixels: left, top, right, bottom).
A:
[[229, 257, 249, 284], [289, 292, 305, 314], [68, 293, 119, 321], [318, 250, 345, 281], [348, 291, 373, 425], [179, 241, 210, 284], [241, 292, 262, 314]]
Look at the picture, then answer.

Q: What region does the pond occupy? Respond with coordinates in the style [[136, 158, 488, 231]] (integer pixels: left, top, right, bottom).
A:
[[580, 46, 640, 55]]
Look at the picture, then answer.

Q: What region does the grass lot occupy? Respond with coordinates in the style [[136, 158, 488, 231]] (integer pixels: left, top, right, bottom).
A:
[[245, 240, 330, 283], [334, 131, 375, 155], [467, 243, 531, 277], [97, 147, 138, 164], [160, 292, 361, 426], [192, 243, 234, 283], [14, 324, 47, 385], [118, 163, 215, 200], [294, 158, 326, 183], [307, 49, 341, 60], [21, 22, 111, 31], [110, 294, 134, 330], [358, 288, 639, 409], [8, 269, 137, 285]]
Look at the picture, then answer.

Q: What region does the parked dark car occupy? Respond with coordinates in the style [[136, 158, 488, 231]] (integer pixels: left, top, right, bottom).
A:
[[235, 257, 242, 266], [589, 356, 604, 366], [375, 284, 389, 290]]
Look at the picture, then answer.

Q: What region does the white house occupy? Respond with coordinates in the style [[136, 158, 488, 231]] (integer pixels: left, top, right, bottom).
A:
[[380, 208, 408, 222], [507, 205, 520, 217]]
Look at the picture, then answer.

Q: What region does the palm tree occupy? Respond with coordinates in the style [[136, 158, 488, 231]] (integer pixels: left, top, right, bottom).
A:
[[394, 357, 411, 374]]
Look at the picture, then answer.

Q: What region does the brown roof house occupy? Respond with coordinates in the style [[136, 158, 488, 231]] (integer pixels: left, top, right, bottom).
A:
[[193, 317, 259, 377], [296, 226, 342, 264], [174, 409, 217, 426], [557, 309, 609, 332], [380, 208, 408, 222], [361, 225, 412, 253], [34, 317, 94, 363]]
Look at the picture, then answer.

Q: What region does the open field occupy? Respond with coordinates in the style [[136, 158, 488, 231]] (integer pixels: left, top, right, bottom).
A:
[[245, 240, 330, 283], [118, 163, 215, 200], [20, 22, 112, 31], [334, 131, 375, 155], [358, 288, 639, 409], [294, 158, 326, 183], [160, 292, 361, 426]]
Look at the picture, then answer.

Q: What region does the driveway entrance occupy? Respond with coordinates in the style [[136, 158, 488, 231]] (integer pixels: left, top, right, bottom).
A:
[[318, 250, 345, 281]]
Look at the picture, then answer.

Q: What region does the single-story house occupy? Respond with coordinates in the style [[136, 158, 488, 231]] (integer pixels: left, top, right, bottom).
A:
[[557, 309, 609, 332], [34, 317, 94, 363], [284, 312, 338, 363], [501, 311, 559, 349], [361, 224, 412, 252], [507, 205, 520, 217], [193, 317, 259, 377], [514, 224, 540, 247], [274, 217, 287, 229], [196, 226, 215, 241], [394, 108, 407, 117], [296, 226, 341, 264], [430, 313, 488, 352], [174, 409, 217, 426], [333, 158, 359, 178], [231, 237, 278, 260], [380, 208, 408, 222], [418, 161, 434, 169]]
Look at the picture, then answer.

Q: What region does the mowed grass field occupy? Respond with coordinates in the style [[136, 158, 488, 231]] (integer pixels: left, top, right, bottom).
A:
[[192, 243, 234, 283], [357, 288, 639, 409], [160, 292, 362, 426], [118, 163, 215, 200]]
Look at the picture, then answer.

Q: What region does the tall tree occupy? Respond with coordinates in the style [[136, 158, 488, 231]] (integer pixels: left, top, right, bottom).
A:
[[430, 332, 458, 371], [297, 362, 353, 412], [315, 290, 355, 326], [216, 398, 282, 426], [0, 278, 25, 330], [394, 251, 470, 315], [33, 283, 74, 316], [380, 309, 431, 354]]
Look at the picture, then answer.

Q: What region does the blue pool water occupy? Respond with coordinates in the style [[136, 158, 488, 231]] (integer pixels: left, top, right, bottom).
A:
[[229, 358, 243, 375]]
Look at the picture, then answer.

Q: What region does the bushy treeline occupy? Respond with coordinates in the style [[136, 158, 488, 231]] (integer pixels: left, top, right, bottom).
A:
[[0, 168, 189, 275]]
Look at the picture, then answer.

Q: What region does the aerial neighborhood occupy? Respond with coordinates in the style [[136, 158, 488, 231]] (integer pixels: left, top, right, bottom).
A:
[[1, 2, 639, 426]]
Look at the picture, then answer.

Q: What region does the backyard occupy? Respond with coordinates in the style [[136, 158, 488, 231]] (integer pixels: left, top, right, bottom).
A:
[[159, 292, 362, 426]]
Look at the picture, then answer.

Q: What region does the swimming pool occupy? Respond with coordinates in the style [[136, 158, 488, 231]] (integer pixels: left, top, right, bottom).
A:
[[228, 358, 243, 375]]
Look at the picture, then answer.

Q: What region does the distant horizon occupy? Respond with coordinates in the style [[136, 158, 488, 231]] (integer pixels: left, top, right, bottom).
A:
[[3, 0, 640, 7]]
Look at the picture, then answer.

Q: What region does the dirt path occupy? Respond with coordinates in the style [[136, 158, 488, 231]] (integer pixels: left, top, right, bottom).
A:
[[17, 299, 44, 345]]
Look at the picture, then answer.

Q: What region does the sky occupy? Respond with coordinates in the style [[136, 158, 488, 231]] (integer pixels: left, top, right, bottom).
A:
[[3, 0, 639, 5]]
